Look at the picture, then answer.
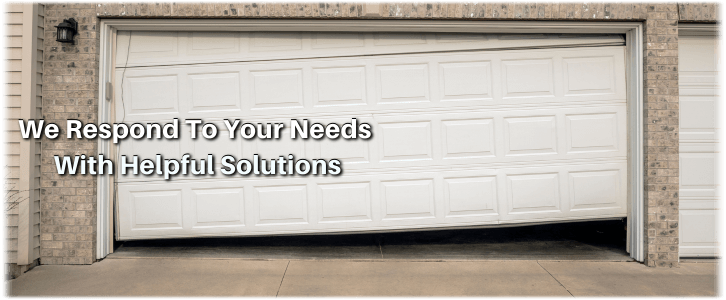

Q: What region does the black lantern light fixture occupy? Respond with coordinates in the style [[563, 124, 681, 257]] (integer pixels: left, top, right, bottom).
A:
[[55, 18, 78, 44]]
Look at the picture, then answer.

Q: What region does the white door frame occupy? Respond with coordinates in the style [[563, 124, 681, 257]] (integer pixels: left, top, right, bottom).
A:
[[96, 19, 645, 261]]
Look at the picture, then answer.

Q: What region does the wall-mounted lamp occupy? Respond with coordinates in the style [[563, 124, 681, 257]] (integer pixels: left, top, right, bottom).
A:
[[55, 18, 78, 44]]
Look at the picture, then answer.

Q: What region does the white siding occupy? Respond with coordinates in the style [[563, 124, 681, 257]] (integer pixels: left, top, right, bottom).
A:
[[4, 3, 43, 266]]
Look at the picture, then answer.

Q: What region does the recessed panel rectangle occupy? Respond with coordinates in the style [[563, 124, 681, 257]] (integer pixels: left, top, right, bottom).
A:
[[250, 32, 302, 51], [680, 153, 717, 187], [569, 170, 621, 210], [313, 67, 367, 106], [680, 210, 717, 245], [504, 116, 557, 156], [189, 72, 241, 112], [502, 59, 554, 98], [250, 70, 304, 109], [318, 182, 371, 222], [566, 113, 618, 153], [377, 64, 429, 103], [564, 56, 615, 95], [127, 75, 179, 115], [381, 179, 435, 219], [507, 173, 560, 214], [255, 185, 308, 225], [439, 62, 492, 101], [193, 188, 244, 226], [190, 32, 239, 53], [379, 121, 432, 161], [442, 119, 495, 159], [132, 190, 183, 228], [445, 177, 497, 217], [681, 100, 716, 129], [312, 33, 365, 49]]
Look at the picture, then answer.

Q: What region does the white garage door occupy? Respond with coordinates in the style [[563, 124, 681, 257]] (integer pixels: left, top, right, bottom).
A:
[[678, 33, 719, 257], [114, 31, 628, 240]]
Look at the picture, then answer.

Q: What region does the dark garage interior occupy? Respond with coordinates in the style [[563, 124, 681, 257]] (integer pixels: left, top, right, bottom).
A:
[[109, 219, 631, 261]]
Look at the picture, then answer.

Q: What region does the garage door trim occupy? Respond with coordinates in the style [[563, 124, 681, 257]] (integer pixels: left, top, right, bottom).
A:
[[97, 19, 645, 262]]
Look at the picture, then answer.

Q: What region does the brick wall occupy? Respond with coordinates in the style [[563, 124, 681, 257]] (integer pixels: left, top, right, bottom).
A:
[[40, 2, 718, 267], [41, 3, 99, 265], [643, 4, 681, 268]]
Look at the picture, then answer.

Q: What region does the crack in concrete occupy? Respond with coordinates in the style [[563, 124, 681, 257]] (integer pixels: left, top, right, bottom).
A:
[[276, 260, 290, 297], [537, 261, 574, 297]]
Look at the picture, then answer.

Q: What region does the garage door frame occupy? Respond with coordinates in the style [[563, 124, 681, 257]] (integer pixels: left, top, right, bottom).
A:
[[96, 19, 645, 261]]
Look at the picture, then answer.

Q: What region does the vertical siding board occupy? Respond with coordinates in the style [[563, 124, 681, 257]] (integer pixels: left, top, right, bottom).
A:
[[5, 4, 24, 268]]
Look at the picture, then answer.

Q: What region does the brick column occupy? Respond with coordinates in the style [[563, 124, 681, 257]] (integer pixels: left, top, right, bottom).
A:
[[40, 3, 99, 265], [643, 3, 680, 268]]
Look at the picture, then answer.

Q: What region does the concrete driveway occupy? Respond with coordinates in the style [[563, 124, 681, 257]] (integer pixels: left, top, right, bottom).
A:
[[8, 259, 717, 296]]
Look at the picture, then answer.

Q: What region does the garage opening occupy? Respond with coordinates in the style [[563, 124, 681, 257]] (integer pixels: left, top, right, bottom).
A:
[[109, 219, 631, 261], [107, 30, 631, 259]]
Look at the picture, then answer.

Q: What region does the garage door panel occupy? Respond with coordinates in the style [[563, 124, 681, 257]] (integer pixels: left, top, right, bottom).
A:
[[115, 31, 628, 240], [115, 47, 625, 123], [115, 106, 626, 183], [117, 31, 625, 68], [311, 32, 366, 49], [252, 127, 308, 160], [188, 31, 240, 55], [117, 160, 626, 240], [117, 185, 187, 239], [678, 34, 718, 257], [312, 66, 368, 107], [378, 121, 434, 162], [441, 118, 496, 159], [438, 61, 493, 101], [381, 179, 436, 220], [565, 113, 620, 153], [679, 153, 718, 199], [443, 176, 499, 218], [376, 63, 431, 103], [568, 170, 623, 211], [122, 75, 180, 118], [249, 69, 305, 110], [506, 172, 561, 214], [368, 106, 625, 170], [254, 185, 309, 226], [504, 116, 558, 156], [314, 138, 371, 164], [191, 188, 245, 228], [679, 210, 719, 257], [317, 182, 372, 223], [563, 56, 617, 96], [187, 72, 242, 113], [501, 58, 556, 98], [498, 162, 627, 222], [190, 131, 244, 169]]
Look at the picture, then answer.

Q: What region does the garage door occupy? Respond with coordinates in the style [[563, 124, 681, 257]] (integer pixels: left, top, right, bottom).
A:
[[678, 33, 719, 257], [114, 31, 628, 240]]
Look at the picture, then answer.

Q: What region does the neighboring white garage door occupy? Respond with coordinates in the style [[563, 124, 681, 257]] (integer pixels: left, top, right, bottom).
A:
[[678, 32, 719, 257], [114, 32, 628, 240]]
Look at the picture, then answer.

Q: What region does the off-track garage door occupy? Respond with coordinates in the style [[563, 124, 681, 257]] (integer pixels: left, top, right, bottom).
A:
[[114, 32, 628, 240]]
